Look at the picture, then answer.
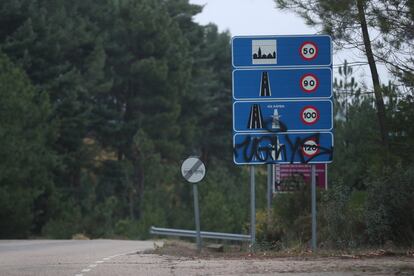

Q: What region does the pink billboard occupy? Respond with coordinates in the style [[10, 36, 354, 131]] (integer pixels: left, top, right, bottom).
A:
[[274, 164, 327, 192]]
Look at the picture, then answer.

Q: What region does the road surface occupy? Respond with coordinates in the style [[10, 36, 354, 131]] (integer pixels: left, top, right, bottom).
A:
[[0, 239, 154, 276], [1, 239, 413, 275]]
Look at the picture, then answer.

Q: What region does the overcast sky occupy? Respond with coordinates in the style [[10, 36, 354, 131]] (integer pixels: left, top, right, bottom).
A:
[[189, 0, 317, 36], [187, 0, 392, 88]]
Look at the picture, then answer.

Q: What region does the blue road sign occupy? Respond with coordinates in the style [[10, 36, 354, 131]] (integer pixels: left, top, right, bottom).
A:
[[232, 34, 333, 165], [233, 68, 332, 100], [232, 35, 332, 68], [233, 132, 333, 165], [233, 100, 333, 132]]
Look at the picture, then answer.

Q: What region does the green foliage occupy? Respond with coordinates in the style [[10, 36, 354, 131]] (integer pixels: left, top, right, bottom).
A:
[[0, 187, 34, 238], [271, 187, 313, 246], [0, 52, 54, 237], [319, 182, 367, 248], [42, 198, 83, 239], [199, 163, 250, 233], [255, 180, 314, 248], [364, 164, 414, 246]]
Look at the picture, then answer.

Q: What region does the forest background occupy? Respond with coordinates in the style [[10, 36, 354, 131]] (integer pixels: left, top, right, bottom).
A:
[[0, 0, 413, 249]]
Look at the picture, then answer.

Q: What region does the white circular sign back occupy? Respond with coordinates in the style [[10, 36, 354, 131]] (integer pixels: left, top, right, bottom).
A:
[[181, 157, 206, 183]]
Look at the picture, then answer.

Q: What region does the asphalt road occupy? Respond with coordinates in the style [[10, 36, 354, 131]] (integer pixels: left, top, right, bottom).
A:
[[0, 239, 154, 276], [1, 239, 414, 275]]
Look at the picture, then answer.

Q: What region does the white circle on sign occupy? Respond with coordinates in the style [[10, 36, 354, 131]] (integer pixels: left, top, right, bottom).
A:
[[302, 139, 320, 157], [300, 41, 318, 60], [300, 74, 319, 93], [301, 106, 320, 125], [181, 157, 206, 183]]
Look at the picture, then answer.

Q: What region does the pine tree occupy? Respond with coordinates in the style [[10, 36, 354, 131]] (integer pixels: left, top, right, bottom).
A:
[[0, 52, 55, 237], [274, 0, 414, 149]]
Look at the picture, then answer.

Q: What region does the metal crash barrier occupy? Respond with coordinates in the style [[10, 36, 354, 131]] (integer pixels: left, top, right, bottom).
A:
[[150, 226, 251, 241]]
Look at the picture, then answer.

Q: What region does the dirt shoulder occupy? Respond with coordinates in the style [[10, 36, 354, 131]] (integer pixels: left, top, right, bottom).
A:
[[144, 240, 414, 275]]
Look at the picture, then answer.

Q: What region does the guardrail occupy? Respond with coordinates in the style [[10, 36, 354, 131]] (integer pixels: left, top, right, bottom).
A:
[[150, 226, 251, 241]]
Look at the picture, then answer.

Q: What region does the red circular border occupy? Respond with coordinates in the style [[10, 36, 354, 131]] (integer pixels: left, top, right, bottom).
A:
[[300, 106, 320, 125], [302, 138, 320, 157], [300, 73, 319, 93], [299, 41, 319, 60]]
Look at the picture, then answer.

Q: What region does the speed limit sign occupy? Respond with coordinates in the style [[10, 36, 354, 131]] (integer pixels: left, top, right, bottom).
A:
[[300, 74, 319, 93], [300, 41, 318, 60], [302, 139, 320, 157], [301, 106, 320, 125]]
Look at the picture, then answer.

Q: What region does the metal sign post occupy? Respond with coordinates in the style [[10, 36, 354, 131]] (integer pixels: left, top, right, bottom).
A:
[[311, 164, 317, 251], [181, 157, 206, 252], [192, 183, 202, 252], [250, 166, 256, 249], [267, 164, 272, 217]]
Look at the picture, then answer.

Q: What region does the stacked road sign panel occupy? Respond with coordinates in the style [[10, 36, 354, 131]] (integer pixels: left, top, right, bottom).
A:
[[232, 35, 334, 165]]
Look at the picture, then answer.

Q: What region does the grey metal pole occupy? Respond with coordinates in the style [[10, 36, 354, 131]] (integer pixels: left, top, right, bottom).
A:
[[311, 164, 317, 251], [193, 183, 202, 252], [250, 166, 256, 248], [267, 164, 272, 215]]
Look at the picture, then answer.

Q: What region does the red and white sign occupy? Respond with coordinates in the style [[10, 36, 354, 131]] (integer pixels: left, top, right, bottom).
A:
[[274, 164, 327, 192], [301, 106, 320, 125], [300, 41, 318, 60], [302, 139, 320, 157], [300, 74, 319, 93]]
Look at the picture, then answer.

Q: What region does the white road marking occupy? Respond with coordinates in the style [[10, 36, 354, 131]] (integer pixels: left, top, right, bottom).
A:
[[74, 250, 138, 276]]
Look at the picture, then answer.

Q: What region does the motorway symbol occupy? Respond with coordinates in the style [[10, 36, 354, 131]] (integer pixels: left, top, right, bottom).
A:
[[260, 72, 271, 97], [181, 157, 206, 183], [301, 106, 320, 125], [300, 74, 319, 93], [302, 139, 319, 157], [247, 104, 264, 129], [300, 41, 318, 60], [232, 68, 332, 100]]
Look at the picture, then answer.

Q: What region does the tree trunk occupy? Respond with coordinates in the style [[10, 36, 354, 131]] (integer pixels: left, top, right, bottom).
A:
[[356, 0, 389, 148]]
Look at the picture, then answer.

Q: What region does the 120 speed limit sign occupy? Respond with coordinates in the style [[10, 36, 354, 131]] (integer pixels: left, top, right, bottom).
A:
[[300, 74, 319, 93], [300, 41, 318, 60], [302, 139, 320, 157], [301, 106, 320, 125]]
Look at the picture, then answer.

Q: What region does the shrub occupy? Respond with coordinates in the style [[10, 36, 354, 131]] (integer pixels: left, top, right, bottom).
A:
[[364, 164, 414, 246]]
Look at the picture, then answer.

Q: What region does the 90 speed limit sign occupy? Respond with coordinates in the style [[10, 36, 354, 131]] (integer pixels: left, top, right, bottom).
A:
[[300, 41, 318, 60], [301, 106, 320, 125], [302, 139, 320, 157], [300, 74, 319, 93]]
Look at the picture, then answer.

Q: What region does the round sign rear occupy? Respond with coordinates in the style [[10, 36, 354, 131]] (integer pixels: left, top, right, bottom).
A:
[[181, 157, 206, 183]]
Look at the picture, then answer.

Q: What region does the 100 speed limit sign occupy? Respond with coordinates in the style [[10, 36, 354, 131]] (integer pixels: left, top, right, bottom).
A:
[[300, 41, 318, 60], [301, 106, 320, 125]]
